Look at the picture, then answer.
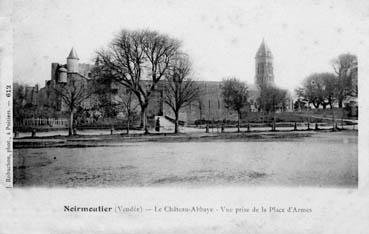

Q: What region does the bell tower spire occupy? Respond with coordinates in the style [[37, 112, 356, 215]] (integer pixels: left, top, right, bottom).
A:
[[255, 40, 274, 87]]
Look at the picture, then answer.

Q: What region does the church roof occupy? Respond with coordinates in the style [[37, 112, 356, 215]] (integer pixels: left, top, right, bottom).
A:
[[67, 47, 79, 60], [255, 39, 272, 58]]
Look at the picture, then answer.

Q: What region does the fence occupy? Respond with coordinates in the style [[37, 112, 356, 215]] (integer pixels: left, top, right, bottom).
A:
[[14, 118, 69, 128], [201, 120, 357, 133]]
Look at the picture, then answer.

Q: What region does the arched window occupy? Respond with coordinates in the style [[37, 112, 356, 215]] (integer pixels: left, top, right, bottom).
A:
[[258, 63, 264, 74]]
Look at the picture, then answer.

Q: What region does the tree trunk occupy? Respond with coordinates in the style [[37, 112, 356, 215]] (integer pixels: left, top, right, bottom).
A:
[[237, 111, 240, 133], [328, 98, 333, 109], [126, 116, 130, 134], [332, 107, 336, 131], [199, 104, 202, 120], [140, 109, 144, 128], [338, 99, 343, 108], [174, 111, 179, 134], [140, 104, 149, 134], [68, 111, 74, 136]]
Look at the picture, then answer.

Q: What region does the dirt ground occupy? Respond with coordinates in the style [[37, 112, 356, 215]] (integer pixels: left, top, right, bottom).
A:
[[13, 131, 357, 188]]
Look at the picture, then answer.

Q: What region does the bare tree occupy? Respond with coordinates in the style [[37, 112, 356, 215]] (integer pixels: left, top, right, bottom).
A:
[[257, 85, 287, 131], [321, 73, 338, 109], [96, 29, 180, 134], [53, 74, 95, 136], [297, 73, 337, 109], [163, 54, 199, 133], [92, 67, 140, 134], [221, 77, 249, 133], [117, 89, 139, 134], [332, 53, 357, 107]]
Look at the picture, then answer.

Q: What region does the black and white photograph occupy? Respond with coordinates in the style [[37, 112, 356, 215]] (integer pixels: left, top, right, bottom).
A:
[[1, 0, 368, 233], [11, 0, 359, 188]]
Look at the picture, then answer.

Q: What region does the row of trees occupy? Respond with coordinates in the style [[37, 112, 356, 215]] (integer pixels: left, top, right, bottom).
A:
[[220, 78, 288, 132], [296, 53, 357, 109]]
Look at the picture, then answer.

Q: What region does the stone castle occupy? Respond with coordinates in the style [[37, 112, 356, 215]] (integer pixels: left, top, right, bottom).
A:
[[21, 40, 290, 123], [35, 48, 95, 111]]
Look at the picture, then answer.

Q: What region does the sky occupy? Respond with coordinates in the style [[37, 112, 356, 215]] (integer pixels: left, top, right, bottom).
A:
[[12, 0, 369, 91]]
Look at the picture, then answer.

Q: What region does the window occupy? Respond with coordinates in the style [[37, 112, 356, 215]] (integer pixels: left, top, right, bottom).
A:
[[258, 64, 262, 74]]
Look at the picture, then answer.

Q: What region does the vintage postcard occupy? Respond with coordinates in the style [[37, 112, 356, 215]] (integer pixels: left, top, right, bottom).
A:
[[1, 0, 368, 233]]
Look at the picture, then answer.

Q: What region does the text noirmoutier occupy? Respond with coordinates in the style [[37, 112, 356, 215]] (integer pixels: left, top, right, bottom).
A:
[[64, 205, 312, 214]]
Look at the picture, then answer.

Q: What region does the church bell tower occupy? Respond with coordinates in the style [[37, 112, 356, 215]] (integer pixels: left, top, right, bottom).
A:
[[255, 39, 274, 87]]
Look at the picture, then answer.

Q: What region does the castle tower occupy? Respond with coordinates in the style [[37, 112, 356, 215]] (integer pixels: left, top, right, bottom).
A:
[[255, 40, 274, 87], [67, 47, 79, 73], [58, 67, 68, 83], [51, 63, 59, 81]]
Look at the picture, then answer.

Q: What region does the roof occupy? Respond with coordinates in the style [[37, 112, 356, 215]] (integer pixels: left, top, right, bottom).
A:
[[255, 39, 272, 58], [67, 47, 79, 60], [58, 67, 67, 72]]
